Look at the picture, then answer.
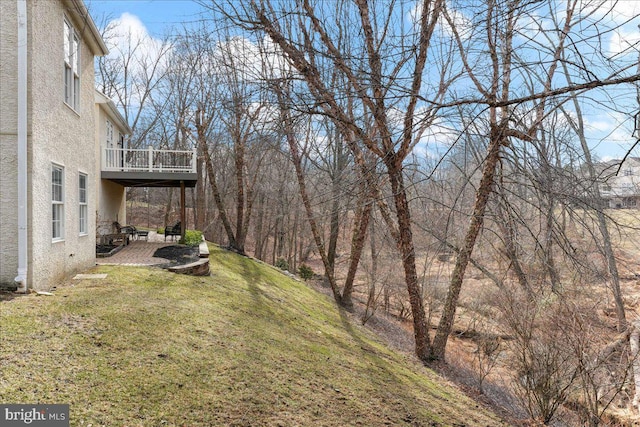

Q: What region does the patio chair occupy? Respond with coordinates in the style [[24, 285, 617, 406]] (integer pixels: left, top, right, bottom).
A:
[[113, 221, 138, 241], [164, 221, 181, 241]]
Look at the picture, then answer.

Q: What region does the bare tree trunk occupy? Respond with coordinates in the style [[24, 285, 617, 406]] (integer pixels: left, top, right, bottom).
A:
[[272, 218, 280, 265], [561, 73, 626, 332], [164, 188, 173, 226], [543, 193, 561, 293], [326, 137, 348, 273], [276, 220, 285, 261], [327, 182, 340, 272], [290, 206, 299, 272], [631, 322, 640, 412], [195, 139, 206, 230], [495, 192, 533, 298], [365, 209, 379, 320], [537, 141, 562, 293], [386, 159, 432, 362], [431, 129, 503, 361], [254, 194, 266, 260], [342, 188, 373, 309], [234, 126, 247, 253], [278, 90, 342, 304], [203, 145, 238, 250]]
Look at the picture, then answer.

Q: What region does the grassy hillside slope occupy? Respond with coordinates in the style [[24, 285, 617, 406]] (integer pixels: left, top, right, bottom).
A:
[[0, 246, 506, 426]]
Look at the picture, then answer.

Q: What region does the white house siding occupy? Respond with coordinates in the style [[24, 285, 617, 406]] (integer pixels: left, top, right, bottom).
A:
[[0, 1, 20, 287], [28, 0, 98, 289]]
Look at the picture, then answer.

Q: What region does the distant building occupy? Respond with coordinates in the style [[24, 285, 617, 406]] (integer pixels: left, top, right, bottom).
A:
[[596, 157, 640, 209]]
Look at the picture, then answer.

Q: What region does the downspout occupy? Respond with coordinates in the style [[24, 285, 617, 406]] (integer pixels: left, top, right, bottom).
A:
[[14, 0, 28, 292]]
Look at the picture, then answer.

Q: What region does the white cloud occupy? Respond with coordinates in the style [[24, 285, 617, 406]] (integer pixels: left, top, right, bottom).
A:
[[515, 12, 545, 43], [103, 13, 169, 74], [584, 111, 634, 135], [586, 118, 613, 133], [211, 35, 294, 83], [610, 127, 634, 144], [584, 0, 640, 24], [409, 1, 473, 40], [440, 2, 474, 40], [577, 1, 640, 56], [98, 13, 173, 117], [412, 117, 459, 160], [109, 13, 148, 47], [609, 26, 640, 55]]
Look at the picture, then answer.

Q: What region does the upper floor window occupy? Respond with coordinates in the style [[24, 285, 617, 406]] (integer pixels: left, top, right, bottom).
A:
[[79, 173, 88, 235], [64, 19, 80, 110], [624, 168, 633, 176], [106, 119, 114, 147], [52, 164, 65, 241]]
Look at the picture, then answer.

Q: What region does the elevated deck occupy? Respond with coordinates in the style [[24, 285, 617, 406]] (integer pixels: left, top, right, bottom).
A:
[[101, 147, 197, 187]]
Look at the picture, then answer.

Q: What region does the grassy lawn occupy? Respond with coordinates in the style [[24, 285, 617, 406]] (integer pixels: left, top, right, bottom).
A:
[[0, 245, 506, 426]]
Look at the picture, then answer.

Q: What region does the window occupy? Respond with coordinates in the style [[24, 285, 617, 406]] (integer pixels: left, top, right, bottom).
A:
[[625, 168, 634, 176], [52, 164, 64, 241], [105, 119, 116, 167], [105, 119, 114, 147], [79, 173, 87, 235], [64, 19, 80, 110]]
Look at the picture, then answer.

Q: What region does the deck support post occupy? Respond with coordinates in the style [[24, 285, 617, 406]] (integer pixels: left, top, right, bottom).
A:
[[180, 180, 186, 242]]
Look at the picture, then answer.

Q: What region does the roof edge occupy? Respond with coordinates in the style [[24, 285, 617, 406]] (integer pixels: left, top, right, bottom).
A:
[[95, 90, 132, 134], [64, 0, 109, 56]]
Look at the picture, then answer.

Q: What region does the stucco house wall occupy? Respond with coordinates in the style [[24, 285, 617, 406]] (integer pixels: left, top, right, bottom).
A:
[[97, 181, 127, 235], [30, 0, 102, 288], [0, 0, 107, 290], [95, 91, 129, 236], [0, 1, 20, 287]]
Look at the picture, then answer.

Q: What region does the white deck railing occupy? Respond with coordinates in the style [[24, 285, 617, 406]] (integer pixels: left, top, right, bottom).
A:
[[103, 146, 197, 173]]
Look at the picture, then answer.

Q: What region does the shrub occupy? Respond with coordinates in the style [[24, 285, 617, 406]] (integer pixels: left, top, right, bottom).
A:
[[182, 230, 203, 246], [298, 264, 314, 280], [275, 258, 289, 271], [157, 227, 165, 234]]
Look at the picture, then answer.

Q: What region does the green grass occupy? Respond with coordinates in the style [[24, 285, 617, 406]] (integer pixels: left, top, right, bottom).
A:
[[0, 245, 506, 426]]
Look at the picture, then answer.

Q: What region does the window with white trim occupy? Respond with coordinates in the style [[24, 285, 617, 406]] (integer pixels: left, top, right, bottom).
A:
[[52, 164, 65, 241], [106, 119, 114, 147], [64, 18, 80, 110], [79, 173, 88, 235]]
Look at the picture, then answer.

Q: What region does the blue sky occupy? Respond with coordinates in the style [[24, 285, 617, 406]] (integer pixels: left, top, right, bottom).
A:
[[87, 1, 207, 36], [87, 0, 640, 162]]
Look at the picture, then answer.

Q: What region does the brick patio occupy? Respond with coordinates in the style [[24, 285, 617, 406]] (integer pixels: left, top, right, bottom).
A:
[[95, 231, 181, 266]]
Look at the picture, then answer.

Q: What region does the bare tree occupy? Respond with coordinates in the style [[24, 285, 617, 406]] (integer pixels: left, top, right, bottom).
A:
[[210, 0, 450, 362], [96, 19, 173, 150]]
